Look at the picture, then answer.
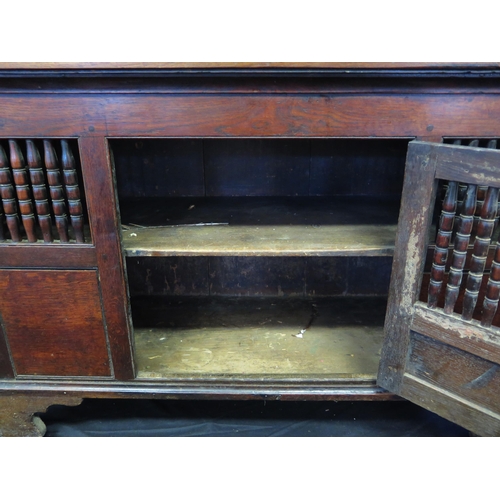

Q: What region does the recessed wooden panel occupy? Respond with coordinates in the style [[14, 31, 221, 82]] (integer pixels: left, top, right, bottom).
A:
[[407, 332, 500, 415], [0, 269, 111, 377]]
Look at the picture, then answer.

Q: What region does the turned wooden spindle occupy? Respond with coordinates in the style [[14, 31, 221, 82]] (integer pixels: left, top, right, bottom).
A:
[[60, 140, 85, 243], [469, 140, 489, 237], [44, 140, 69, 243], [428, 181, 458, 308], [481, 242, 500, 327], [443, 183, 477, 314], [0, 146, 5, 242], [26, 140, 53, 243], [0, 145, 21, 242], [0, 195, 4, 242], [9, 140, 37, 243], [462, 186, 499, 321]]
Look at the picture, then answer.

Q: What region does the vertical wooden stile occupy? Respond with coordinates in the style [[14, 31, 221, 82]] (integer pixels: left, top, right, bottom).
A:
[[44, 140, 69, 243], [60, 140, 85, 243], [9, 140, 37, 243], [0, 145, 21, 242], [428, 181, 458, 308], [26, 140, 53, 243]]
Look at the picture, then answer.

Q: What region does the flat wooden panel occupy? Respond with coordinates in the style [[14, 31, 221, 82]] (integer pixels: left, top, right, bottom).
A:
[[0, 270, 111, 377], [407, 332, 500, 414], [78, 137, 135, 379], [400, 374, 500, 437], [97, 95, 500, 138], [4, 94, 500, 138], [0, 244, 97, 269]]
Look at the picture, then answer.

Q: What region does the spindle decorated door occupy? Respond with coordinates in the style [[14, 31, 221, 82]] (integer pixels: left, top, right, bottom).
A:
[[0, 139, 112, 378], [378, 140, 500, 436]]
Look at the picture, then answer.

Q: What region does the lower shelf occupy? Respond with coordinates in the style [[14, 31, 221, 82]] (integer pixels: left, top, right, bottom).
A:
[[131, 296, 387, 380]]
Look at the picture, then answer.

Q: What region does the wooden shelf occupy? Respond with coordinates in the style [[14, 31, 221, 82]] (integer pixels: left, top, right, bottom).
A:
[[132, 296, 387, 379], [121, 197, 399, 257]]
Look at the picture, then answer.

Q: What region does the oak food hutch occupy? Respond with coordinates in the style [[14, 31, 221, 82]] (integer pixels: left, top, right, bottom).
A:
[[0, 63, 499, 436]]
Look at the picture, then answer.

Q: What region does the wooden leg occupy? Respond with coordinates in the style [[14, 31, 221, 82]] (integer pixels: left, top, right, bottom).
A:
[[0, 394, 82, 437]]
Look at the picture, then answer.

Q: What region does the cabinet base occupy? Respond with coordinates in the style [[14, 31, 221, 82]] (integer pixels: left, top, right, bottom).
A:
[[0, 394, 82, 437]]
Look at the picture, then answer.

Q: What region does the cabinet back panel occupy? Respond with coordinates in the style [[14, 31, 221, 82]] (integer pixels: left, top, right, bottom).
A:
[[126, 256, 392, 297], [112, 139, 408, 199]]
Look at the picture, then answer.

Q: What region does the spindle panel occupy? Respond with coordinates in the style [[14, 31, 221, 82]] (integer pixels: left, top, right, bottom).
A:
[[0, 139, 90, 244]]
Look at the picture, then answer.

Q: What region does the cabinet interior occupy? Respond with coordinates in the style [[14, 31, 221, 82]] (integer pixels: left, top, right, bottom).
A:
[[111, 138, 409, 381]]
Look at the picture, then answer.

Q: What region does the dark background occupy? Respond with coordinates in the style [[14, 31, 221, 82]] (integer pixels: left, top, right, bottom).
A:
[[40, 398, 469, 437]]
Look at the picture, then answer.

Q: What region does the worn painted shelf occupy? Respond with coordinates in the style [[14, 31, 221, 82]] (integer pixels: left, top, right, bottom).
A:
[[132, 296, 387, 379], [121, 197, 400, 257]]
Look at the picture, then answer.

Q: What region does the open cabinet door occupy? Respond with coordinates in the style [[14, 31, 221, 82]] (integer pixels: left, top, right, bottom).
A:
[[378, 140, 500, 436]]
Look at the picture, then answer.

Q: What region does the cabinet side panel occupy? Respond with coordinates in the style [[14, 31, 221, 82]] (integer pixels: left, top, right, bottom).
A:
[[0, 269, 111, 377]]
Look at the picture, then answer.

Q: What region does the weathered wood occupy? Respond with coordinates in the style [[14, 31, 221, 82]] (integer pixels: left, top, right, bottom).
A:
[[0, 269, 111, 377], [379, 139, 500, 435], [120, 197, 399, 257], [400, 374, 500, 437], [0, 395, 82, 437], [132, 296, 386, 379], [407, 332, 500, 414], [123, 223, 397, 257], [434, 142, 500, 188], [378, 142, 439, 393], [411, 302, 500, 365]]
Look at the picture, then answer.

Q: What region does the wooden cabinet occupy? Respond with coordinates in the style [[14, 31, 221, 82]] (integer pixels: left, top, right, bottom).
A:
[[0, 63, 499, 435]]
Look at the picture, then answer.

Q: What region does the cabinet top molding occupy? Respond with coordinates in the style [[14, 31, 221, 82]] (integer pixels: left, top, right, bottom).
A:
[[0, 62, 499, 70]]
